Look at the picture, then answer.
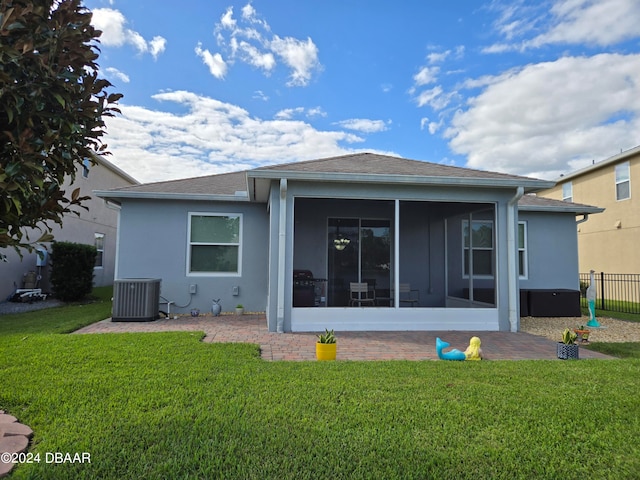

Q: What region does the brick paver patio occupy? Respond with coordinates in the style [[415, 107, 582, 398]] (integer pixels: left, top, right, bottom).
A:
[[74, 313, 613, 361]]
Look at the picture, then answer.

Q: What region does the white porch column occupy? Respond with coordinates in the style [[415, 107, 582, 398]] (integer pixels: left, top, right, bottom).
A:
[[276, 178, 287, 333], [507, 187, 524, 332], [394, 199, 400, 308]]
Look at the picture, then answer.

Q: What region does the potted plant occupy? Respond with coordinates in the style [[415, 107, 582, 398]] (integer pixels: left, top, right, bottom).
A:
[[235, 304, 244, 315], [316, 328, 337, 361], [557, 328, 579, 360], [574, 325, 590, 343]]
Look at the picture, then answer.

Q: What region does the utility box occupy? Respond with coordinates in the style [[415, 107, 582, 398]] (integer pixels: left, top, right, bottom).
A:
[[112, 278, 161, 322]]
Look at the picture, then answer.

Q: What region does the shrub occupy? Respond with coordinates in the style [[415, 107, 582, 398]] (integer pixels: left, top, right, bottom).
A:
[[50, 241, 97, 301]]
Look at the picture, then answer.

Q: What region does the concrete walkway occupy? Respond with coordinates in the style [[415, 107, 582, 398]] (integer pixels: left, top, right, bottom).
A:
[[74, 314, 613, 361]]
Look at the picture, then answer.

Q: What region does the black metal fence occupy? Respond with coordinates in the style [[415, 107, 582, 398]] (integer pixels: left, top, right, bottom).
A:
[[579, 272, 640, 314]]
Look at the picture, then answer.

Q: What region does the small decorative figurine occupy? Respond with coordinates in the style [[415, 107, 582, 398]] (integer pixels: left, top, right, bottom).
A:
[[211, 299, 222, 316], [464, 336, 483, 361], [436, 337, 466, 361], [586, 269, 601, 327]]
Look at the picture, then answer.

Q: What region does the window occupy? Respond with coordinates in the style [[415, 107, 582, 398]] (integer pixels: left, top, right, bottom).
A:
[[94, 233, 104, 268], [615, 161, 630, 201], [562, 182, 573, 202], [188, 213, 241, 275], [463, 220, 494, 277], [518, 222, 527, 279]]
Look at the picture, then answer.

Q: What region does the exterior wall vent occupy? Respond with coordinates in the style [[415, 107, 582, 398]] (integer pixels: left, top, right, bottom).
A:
[[112, 278, 161, 322]]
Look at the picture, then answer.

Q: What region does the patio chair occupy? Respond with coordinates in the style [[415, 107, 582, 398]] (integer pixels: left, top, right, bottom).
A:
[[349, 282, 376, 307], [399, 283, 420, 307]]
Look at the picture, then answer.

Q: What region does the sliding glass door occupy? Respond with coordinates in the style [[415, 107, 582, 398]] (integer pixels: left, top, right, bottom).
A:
[[327, 218, 391, 306]]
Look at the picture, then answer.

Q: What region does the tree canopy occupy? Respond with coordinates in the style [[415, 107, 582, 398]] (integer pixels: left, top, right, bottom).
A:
[[0, 0, 122, 255]]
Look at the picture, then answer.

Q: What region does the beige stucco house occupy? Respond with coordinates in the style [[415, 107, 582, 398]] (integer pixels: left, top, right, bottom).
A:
[[0, 155, 138, 301], [540, 145, 640, 274]]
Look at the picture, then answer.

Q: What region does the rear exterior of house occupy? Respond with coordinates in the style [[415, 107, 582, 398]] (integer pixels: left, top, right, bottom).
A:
[[97, 153, 602, 333]]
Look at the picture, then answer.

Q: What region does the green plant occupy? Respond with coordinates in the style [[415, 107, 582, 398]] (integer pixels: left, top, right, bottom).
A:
[[316, 328, 336, 344], [50, 241, 97, 301], [236, 304, 244, 309], [561, 328, 578, 345]]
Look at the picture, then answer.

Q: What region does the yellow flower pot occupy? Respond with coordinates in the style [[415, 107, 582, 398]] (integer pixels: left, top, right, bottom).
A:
[[316, 342, 337, 361]]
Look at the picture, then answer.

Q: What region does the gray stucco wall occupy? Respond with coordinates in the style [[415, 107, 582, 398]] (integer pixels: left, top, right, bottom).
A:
[[518, 211, 580, 290], [116, 198, 269, 315]]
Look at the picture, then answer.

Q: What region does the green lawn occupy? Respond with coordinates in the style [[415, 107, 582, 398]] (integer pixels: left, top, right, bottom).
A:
[[1, 291, 640, 479]]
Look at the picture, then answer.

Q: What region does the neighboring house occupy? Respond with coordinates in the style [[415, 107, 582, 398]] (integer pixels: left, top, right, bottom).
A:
[[539, 145, 640, 274], [1, 155, 138, 301], [96, 153, 601, 333]]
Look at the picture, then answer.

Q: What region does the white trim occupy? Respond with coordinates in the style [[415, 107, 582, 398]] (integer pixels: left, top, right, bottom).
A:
[[186, 212, 243, 277], [291, 307, 499, 332], [518, 221, 528, 280]]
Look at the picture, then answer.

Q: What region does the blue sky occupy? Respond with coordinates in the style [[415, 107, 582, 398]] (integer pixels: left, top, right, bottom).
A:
[[85, 0, 640, 183]]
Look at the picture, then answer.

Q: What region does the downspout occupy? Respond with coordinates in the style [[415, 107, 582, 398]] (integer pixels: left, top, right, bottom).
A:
[[507, 187, 525, 332], [276, 178, 287, 333], [576, 214, 589, 226]]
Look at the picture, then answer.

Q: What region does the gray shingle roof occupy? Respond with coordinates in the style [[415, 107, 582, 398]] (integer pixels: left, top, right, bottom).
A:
[[104, 170, 248, 196], [254, 152, 541, 182], [518, 194, 603, 214], [97, 153, 577, 206]]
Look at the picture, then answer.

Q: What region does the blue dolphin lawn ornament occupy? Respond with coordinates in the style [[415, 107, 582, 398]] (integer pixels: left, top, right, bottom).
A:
[[436, 337, 466, 361]]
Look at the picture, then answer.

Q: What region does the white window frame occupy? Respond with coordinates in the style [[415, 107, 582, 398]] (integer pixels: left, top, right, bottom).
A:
[[518, 221, 528, 280], [94, 233, 104, 269], [462, 220, 494, 279], [615, 161, 631, 201], [562, 182, 573, 202], [187, 212, 242, 277]]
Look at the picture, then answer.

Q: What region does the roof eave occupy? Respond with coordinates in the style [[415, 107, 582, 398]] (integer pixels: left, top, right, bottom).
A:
[[93, 190, 250, 202], [518, 205, 605, 214], [247, 170, 554, 190]]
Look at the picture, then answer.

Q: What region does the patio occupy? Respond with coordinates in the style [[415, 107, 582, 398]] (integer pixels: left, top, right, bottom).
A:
[[74, 313, 613, 360]]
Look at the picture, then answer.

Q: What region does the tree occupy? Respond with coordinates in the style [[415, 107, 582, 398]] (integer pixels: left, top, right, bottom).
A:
[[0, 0, 122, 256]]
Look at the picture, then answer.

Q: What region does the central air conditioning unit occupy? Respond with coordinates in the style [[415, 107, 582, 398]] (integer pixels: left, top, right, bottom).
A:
[[112, 278, 161, 322]]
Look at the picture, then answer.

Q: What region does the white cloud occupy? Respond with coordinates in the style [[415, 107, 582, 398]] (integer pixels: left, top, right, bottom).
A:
[[275, 106, 326, 120], [485, 0, 640, 52], [413, 66, 440, 87], [219, 7, 236, 30], [206, 3, 322, 87], [195, 43, 227, 79], [149, 36, 167, 59], [92, 8, 167, 59], [275, 107, 305, 120], [102, 91, 393, 183], [414, 86, 455, 111], [269, 35, 321, 86], [253, 90, 269, 101], [306, 107, 327, 118], [335, 119, 389, 133], [237, 41, 276, 72], [105, 67, 130, 84], [445, 54, 640, 178]]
